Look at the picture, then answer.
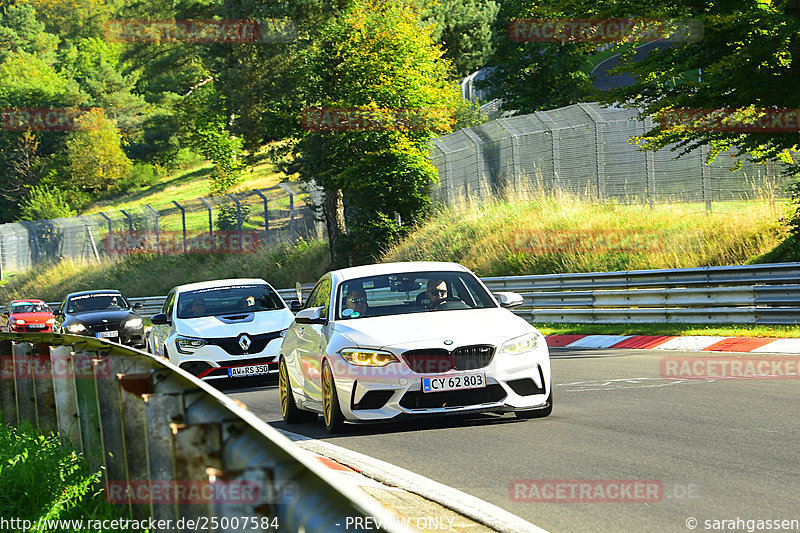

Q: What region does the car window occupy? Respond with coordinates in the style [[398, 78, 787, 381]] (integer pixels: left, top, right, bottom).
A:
[[336, 271, 496, 319], [11, 303, 48, 313], [312, 279, 332, 319], [67, 293, 129, 313], [176, 283, 285, 319]]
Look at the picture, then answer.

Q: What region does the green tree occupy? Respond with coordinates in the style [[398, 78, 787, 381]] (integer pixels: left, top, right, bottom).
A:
[[63, 108, 132, 195], [290, 0, 462, 263], [19, 185, 76, 220]]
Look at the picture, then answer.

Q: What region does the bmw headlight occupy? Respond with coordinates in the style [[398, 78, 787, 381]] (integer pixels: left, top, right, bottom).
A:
[[67, 323, 86, 333], [125, 318, 143, 329], [500, 332, 540, 355], [176, 335, 207, 354], [340, 348, 398, 367]]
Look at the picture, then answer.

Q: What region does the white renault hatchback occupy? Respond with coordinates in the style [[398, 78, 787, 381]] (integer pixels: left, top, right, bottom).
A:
[[149, 279, 295, 381], [279, 262, 552, 433]]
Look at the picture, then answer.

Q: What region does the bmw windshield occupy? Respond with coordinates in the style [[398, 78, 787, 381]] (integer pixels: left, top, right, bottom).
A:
[[336, 271, 496, 319], [66, 293, 130, 313]]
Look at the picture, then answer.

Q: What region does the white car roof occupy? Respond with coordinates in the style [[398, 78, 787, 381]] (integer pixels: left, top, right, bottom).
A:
[[331, 261, 471, 283], [174, 278, 272, 294]]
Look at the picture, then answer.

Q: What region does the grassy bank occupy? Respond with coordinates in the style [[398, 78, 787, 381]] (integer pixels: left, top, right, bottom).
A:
[[0, 420, 140, 532], [0, 239, 331, 302], [382, 190, 789, 276]]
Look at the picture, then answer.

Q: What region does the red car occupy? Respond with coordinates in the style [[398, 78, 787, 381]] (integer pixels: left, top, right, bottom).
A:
[[1, 299, 55, 333]]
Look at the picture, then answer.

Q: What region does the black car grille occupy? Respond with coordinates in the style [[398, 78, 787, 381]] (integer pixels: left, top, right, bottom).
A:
[[401, 345, 495, 373], [204, 331, 283, 356], [86, 322, 123, 333], [352, 389, 394, 410], [399, 384, 506, 409]]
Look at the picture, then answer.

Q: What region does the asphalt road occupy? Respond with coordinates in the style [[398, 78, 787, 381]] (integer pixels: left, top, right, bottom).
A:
[[225, 348, 800, 532]]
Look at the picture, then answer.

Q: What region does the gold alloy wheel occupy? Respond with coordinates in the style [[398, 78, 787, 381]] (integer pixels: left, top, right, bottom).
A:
[[279, 360, 288, 417], [322, 364, 332, 426]]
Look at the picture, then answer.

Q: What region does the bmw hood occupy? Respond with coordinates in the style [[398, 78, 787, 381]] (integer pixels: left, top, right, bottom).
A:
[[71, 309, 139, 324], [332, 308, 537, 350], [176, 308, 294, 338]]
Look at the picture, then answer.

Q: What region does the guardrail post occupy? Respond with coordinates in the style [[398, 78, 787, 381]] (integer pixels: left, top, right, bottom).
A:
[[32, 342, 58, 435], [13, 341, 37, 427], [208, 466, 283, 533], [0, 339, 18, 425], [51, 345, 82, 450], [144, 392, 184, 525], [119, 371, 153, 519], [73, 346, 104, 470], [170, 420, 222, 526], [94, 356, 129, 492]]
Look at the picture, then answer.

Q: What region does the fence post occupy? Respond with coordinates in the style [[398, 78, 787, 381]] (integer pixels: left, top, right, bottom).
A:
[[32, 342, 58, 435], [50, 345, 82, 451], [143, 392, 183, 523], [145, 205, 160, 252], [99, 212, 114, 254], [172, 201, 187, 253], [537, 111, 562, 192], [495, 119, 523, 196], [120, 210, 135, 251], [226, 194, 244, 251], [79, 215, 101, 263], [279, 183, 296, 242], [577, 103, 606, 201], [700, 144, 712, 212], [253, 189, 270, 246], [462, 128, 489, 200], [198, 198, 214, 252], [644, 117, 656, 209], [431, 139, 453, 205], [13, 342, 37, 427]]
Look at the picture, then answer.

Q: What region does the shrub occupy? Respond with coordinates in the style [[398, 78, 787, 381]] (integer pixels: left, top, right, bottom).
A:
[[18, 185, 76, 221]]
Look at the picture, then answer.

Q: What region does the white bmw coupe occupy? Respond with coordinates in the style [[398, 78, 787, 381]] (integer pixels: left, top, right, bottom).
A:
[[279, 262, 552, 433]]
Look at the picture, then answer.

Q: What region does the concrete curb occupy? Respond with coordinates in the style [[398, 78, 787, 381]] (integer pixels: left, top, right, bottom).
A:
[[546, 334, 800, 354]]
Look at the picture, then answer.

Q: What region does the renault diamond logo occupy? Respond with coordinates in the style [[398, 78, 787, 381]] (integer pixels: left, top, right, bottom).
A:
[[238, 334, 251, 352], [443, 340, 453, 345]]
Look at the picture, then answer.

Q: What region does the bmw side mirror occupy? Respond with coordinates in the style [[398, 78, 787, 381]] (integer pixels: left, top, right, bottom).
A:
[[494, 292, 524, 308], [290, 300, 303, 312], [133, 302, 143, 309], [151, 313, 170, 325], [295, 282, 303, 305], [294, 307, 327, 325]]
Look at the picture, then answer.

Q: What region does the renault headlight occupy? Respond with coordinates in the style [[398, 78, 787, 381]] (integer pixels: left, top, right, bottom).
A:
[[176, 335, 207, 354], [125, 318, 143, 329], [340, 348, 398, 367], [500, 332, 540, 355], [67, 323, 86, 333]]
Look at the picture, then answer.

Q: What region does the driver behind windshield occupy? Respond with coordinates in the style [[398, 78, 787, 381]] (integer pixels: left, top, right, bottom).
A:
[[426, 278, 448, 309]]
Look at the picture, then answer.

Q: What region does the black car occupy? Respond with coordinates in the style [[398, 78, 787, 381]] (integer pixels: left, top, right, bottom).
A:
[[54, 290, 145, 349]]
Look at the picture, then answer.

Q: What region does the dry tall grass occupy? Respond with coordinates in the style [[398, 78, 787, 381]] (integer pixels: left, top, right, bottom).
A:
[[382, 189, 789, 276]]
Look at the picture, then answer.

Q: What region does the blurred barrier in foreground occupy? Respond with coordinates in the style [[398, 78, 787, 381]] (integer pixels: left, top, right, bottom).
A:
[[0, 333, 407, 533]]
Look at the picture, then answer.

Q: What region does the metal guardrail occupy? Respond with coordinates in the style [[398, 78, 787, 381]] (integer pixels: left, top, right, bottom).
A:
[[0, 333, 408, 532], [481, 263, 800, 325]]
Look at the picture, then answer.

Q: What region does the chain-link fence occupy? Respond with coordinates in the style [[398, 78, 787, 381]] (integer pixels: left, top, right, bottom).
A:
[[0, 183, 324, 276], [429, 102, 794, 208]]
